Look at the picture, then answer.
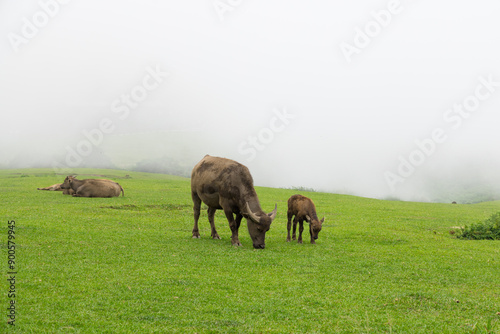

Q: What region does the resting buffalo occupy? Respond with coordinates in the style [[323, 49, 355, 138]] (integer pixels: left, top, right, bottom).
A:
[[37, 183, 74, 195], [37, 183, 62, 191], [191, 155, 277, 249], [286, 194, 324, 244], [60, 176, 124, 198]]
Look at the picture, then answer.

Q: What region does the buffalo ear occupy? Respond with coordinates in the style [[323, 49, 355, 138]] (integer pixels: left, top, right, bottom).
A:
[[305, 215, 311, 223], [320, 217, 325, 224]]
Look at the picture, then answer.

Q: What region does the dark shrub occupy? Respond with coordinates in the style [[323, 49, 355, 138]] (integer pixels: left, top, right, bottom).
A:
[[458, 212, 500, 240]]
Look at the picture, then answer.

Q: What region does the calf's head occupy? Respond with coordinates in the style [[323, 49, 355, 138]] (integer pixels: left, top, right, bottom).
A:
[[245, 203, 277, 249], [306, 215, 325, 240]]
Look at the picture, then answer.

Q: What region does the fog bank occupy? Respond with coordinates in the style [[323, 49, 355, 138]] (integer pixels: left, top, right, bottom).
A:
[[1, 1, 500, 203]]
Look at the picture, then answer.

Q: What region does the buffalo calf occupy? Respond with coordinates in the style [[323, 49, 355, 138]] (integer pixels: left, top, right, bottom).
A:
[[37, 183, 63, 191], [37, 183, 74, 195], [286, 194, 324, 244]]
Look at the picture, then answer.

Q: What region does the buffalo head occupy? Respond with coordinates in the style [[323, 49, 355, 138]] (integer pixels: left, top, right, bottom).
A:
[[60, 176, 75, 190], [306, 215, 324, 241], [245, 203, 277, 249]]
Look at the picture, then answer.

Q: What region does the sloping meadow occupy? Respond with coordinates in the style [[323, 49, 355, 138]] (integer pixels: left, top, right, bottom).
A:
[[1, 169, 499, 333]]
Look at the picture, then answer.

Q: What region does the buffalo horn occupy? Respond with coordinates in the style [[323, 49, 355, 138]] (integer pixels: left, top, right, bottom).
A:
[[269, 203, 278, 221], [245, 202, 261, 223]]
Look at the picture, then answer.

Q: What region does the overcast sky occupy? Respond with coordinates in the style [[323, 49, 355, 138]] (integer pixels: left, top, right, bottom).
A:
[[1, 0, 500, 201]]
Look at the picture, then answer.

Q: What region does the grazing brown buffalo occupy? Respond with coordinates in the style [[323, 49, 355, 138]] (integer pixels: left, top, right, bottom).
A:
[[37, 183, 75, 195], [60, 176, 124, 198], [191, 155, 277, 249], [286, 194, 324, 244]]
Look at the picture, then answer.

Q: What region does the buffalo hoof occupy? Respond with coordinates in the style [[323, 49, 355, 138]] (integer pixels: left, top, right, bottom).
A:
[[253, 244, 265, 249], [212, 235, 221, 240], [192, 232, 201, 238], [286, 238, 291, 242], [231, 240, 242, 247], [298, 240, 303, 244]]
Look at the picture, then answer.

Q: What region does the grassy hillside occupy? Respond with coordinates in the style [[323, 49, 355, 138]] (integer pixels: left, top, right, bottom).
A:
[[1, 169, 499, 333]]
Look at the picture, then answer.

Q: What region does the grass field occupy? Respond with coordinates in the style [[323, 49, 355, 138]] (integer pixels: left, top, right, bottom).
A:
[[1, 168, 499, 333]]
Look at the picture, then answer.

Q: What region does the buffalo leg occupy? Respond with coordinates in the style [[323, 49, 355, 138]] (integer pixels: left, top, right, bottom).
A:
[[224, 209, 242, 246], [235, 213, 243, 230], [292, 216, 298, 241], [309, 225, 316, 244], [286, 212, 293, 242], [207, 207, 220, 239], [191, 192, 201, 238], [298, 219, 304, 244]]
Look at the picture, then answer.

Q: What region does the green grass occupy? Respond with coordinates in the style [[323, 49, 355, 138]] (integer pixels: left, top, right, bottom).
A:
[[1, 168, 499, 333]]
